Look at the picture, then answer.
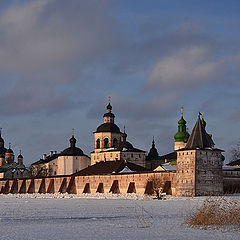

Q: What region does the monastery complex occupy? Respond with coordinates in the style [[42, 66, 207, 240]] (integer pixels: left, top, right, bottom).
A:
[[0, 100, 239, 197]]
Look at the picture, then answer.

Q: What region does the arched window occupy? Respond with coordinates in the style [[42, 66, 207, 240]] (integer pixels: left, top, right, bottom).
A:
[[96, 139, 100, 149], [113, 138, 118, 146], [104, 138, 109, 148]]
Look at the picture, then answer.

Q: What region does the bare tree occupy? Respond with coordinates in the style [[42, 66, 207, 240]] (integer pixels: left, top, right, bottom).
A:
[[148, 175, 165, 200], [30, 164, 49, 177]]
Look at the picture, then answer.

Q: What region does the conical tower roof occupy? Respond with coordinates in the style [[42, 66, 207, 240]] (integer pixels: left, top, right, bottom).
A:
[[185, 115, 213, 149]]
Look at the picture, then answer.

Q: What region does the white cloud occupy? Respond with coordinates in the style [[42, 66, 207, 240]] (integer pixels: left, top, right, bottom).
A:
[[147, 46, 222, 89], [0, 0, 118, 82]]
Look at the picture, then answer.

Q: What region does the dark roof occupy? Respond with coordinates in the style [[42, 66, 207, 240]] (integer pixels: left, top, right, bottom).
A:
[[226, 159, 240, 166], [103, 112, 115, 118], [31, 136, 88, 166], [6, 148, 13, 154], [185, 116, 213, 150], [158, 151, 177, 161], [59, 146, 85, 156], [146, 151, 177, 162], [32, 154, 58, 165], [96, 123, 121, 133], [73, 160, 147, 176]]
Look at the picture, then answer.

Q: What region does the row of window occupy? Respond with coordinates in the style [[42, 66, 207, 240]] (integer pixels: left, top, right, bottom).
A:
[[96, 138, 118, 148], [178, 151, 220, 157]]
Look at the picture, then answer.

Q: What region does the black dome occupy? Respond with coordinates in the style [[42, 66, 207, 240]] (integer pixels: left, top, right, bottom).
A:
[[96, 123, 120, 133], [115, 141, 133, 150], [6, 148, 13, 154], [61, 147, 84, 156]]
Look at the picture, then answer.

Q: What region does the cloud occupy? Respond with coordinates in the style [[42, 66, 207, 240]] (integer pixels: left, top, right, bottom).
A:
[[0, 80, 82, 116], [0, 0, 119, 82], [0, 0, 121, 115], [87, 93, 178, 123], [146, 46, 223, 90]]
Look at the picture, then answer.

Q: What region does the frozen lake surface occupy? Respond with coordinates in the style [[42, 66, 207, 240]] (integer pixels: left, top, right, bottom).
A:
[[0, 194, 239, 240]]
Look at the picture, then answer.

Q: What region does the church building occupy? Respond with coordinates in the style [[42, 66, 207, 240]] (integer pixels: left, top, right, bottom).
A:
[[31, 134, 90, 177], [91, 100, 146, 167], [0, 130, 30, 179]]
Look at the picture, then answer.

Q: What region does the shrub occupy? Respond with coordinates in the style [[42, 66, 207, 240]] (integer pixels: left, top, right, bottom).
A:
[[185, 197, 240, 228]]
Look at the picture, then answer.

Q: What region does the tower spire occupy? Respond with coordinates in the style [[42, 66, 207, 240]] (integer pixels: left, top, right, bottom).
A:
[[181, 106, 183, 117], [152, 136, 155, 147]]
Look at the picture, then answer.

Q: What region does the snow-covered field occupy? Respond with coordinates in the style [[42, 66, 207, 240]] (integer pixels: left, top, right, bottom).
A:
[[0, 194, 239, 240]]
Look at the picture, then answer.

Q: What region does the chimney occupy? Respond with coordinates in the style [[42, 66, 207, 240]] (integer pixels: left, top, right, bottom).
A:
[[50, 151, 53, 157], [43, 154, 47, 160]]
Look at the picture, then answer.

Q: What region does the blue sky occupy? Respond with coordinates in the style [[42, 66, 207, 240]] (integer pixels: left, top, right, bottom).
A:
[[0, 0, 240, 165]]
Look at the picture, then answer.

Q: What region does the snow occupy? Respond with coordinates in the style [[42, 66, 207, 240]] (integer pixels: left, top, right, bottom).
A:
[[0, 194, 239, 240]]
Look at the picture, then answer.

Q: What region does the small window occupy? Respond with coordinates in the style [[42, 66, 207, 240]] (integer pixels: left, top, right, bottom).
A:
[[96, 139, 100, 149], [104, 138, 109, 148]]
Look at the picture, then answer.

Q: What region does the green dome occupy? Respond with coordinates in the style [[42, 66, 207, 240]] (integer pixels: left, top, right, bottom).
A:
[[174, 112, 189, 142], [178, 117, 186, 125], [174, 131, 189, 142]]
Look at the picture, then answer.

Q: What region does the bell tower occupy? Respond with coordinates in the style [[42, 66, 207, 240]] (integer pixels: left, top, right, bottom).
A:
[[174, 106, 189, 150]]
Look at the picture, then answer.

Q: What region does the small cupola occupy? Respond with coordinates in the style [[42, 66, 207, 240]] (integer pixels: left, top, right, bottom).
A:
[[18, 150, 23, 165], [70, 131, 76, 148], [103, 97, 115, 123], [147, 137, 159, 160]]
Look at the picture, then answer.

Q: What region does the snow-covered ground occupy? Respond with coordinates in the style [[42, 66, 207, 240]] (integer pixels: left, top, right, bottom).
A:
[[0, 194, 239, 240]]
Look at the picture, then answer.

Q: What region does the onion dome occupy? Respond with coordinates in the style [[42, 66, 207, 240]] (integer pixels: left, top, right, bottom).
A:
[[174, 107, 189, 143], [18, 150, 23, 159], [6, 147, 13, 154], [96, 98, 121, 133]]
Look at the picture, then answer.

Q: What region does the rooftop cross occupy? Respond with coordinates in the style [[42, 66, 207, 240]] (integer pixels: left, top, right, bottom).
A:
[[181, 106, 183, 117]]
